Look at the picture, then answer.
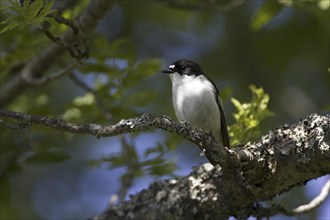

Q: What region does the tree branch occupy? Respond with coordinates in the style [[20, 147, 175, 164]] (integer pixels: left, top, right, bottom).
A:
[[277, 179, 330, 216], [22, 64, 77, 86], [1, 109, 329, 219], [252, 179, 330, 218]]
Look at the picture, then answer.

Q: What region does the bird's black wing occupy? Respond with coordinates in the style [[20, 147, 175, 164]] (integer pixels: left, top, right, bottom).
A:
[[217, 95, 230, 148], [207, 76, 230, 147]]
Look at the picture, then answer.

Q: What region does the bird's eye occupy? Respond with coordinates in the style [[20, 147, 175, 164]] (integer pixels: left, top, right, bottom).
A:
[[181, 66, 186, 70]]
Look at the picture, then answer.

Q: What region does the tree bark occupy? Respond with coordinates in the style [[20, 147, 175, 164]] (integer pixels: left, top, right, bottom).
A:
[[88, 114, 330, 220], [0, 110, 329, 219]]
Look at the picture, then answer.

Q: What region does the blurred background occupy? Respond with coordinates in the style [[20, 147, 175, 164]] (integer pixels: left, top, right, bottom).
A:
[[0, 0, 329, 219]]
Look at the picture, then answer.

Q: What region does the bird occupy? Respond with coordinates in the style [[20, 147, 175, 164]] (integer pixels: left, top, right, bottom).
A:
[[162, 59, 230, 147]]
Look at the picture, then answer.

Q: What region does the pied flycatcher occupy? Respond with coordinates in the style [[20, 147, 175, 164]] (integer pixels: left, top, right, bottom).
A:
[[162, 59, 230, 147]]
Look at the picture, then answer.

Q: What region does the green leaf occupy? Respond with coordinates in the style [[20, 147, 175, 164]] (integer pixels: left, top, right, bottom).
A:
[[73, 93, 95, 106], [144, 144, 164, 157], [229, 85, 274, 146], [25, 151, 72, 165], [147, 161, 176, 177], [24, 0, 43, 21], [37, 0, 55, 19], [318, 0, 330, 10], [251, 0, 284, 31], [0, 22, 19, 33], [164, 135, 182, 151], [62, 107, 82, 121], [142, 158, 164, 166], [231, 98, 243, 112], [0, 0, 56, 33]]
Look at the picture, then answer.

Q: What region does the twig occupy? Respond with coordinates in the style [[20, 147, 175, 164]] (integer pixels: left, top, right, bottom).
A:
[[0, 119, 30, 129], [38, 26, 83, 59], [48, 13, 79, 35], [253, 178, 330, 218], [22, 64, 76, 86], [278, 179, 330, 216]]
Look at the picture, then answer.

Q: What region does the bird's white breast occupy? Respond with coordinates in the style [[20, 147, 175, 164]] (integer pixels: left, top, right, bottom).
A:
[[170, 73, 221, 141]]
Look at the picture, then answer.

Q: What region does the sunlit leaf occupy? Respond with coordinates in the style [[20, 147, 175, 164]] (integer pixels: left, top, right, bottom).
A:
[[62, 107, 82, 121], [143, 158, 164, 166], [251, 0, 284, 30], [144, 144, 164, 157], [229, 85, 274, 146], [37, 0, 55, 19], [107, 155, 125, 168], [73, 93, 95, 106], [147, 162, 176, 177], [0, 0, 56, 33], [164, 135, 182, 151], [318, 0, 330, 10]]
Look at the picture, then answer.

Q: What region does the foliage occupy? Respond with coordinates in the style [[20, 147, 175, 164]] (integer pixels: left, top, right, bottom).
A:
[[0, 0, 328, 219], [88, 137, 177, 178], [229, 85, 274, 146], [251, 0, 284, 31], [252, 0, 329, 30], [0, 0, 56, 33], [24, 150, 72, 165]]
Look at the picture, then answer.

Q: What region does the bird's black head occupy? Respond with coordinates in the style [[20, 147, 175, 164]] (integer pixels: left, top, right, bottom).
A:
[[162, 59, 204, 76]]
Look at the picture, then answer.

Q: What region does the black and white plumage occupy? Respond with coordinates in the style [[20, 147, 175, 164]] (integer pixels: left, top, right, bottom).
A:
[[162, 59, 230, 147]]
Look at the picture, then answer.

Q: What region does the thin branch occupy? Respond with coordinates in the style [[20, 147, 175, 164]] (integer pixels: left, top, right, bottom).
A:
[[0, 109, 234, 167], [251, 178, 330, 219], [279, 179, 330, 216], [48, 13, 79, 35], [38, 26, 84, 60], [22, 64, 76, 86], [0, 119, 30, 129]]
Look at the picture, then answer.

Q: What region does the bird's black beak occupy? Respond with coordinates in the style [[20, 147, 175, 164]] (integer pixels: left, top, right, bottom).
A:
[[162, 69, 174, 74]]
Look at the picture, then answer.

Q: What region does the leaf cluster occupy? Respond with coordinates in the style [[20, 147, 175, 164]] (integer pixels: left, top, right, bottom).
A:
[[63, 37, 162, 123], [88, 136, 177, 180], [229, 85, 274, 146], [0, 0, 56, 33], [251, 0, 329, 30]]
